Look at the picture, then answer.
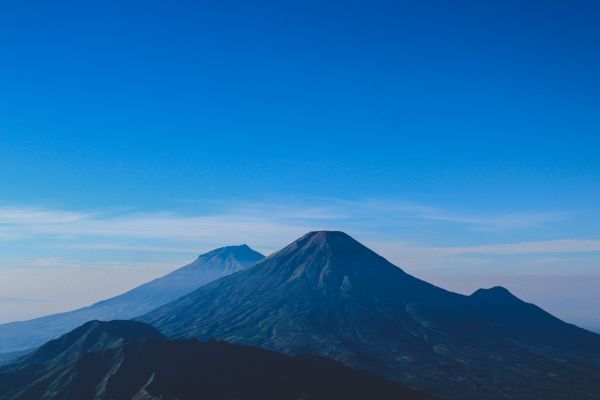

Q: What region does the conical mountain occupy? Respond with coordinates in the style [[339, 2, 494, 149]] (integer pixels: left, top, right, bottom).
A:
[[0, 320, 434, 400], [141, 231, 600, 400], [0, 245, 264, 356]]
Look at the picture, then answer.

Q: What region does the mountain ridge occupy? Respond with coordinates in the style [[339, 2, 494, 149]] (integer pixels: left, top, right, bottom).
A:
[[0, 320, 434, 400]]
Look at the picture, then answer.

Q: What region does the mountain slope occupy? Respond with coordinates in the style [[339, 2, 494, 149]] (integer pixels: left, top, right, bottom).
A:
[[0, 321, 434, 400], [141, 231, 600, 400], [0, 245, 264, 355], [15, 320, 164, 366]]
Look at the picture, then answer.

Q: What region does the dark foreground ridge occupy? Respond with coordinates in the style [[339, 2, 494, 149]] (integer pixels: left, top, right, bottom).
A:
[[141, 230, 600, 400], [0, 244, 264, 358], [0, 320, 434, 400]]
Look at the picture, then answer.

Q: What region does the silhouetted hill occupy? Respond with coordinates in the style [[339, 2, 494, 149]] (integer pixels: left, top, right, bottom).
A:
[[141, 231, 600, 399], [17, 320, 164, 366], [0, 321, 433, 400], [0, 245, 263, 356]]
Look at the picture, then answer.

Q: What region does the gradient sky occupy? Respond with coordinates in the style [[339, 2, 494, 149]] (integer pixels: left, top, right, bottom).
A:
[[0, 1, 599, 330]]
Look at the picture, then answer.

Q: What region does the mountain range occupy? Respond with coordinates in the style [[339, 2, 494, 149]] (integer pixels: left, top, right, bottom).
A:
[[1, 230, 599, 399], [0, 245, 264, 356], [140, 231, 600, 400], [0, 320, 433, 400]]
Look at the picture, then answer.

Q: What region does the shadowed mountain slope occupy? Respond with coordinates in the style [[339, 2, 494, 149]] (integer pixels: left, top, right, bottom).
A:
[[0, 245, 264, 355], [0, 320, 434, 400], [15, 320, 164, 366], [141, 231, 600, 399]]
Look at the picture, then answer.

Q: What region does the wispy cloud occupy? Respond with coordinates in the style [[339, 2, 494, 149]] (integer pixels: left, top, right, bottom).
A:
[[368, 238, 600, 271], [417, 210, 566, 232], [442, 239, 600, 255], [65, 242, 200, 254], [29, 258, 82, 269], [0, 206, 312, 251], [0, 199, 585, 264], [0, 296, 36, 303], [0, 198, 566, 237], [332, 199, 567, 232]]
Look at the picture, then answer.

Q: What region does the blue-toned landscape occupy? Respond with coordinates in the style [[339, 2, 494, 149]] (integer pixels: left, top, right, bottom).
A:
[[1, 1, 599, 399]]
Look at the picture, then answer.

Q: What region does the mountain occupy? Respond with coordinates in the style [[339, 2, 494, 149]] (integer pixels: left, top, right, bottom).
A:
[[0, 320, 434, 400], [14, 320, 163, 366], [0, 245, 264, 356], [141, 231, 600, 400]]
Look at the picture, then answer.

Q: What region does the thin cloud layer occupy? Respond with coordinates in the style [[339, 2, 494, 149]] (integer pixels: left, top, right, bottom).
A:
[[0, 199, 595, 274], [0, 199, 597, 326], [0, 199, 569, 247]]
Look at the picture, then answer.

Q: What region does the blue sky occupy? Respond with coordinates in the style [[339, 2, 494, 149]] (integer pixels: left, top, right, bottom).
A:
[[0, 1, 599, 330]]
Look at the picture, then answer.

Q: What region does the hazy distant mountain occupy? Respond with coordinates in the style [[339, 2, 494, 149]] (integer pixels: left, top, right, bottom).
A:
[[0, 245, 264, 356], [0, 320, 433, 400], [141, 231, 600, 400]]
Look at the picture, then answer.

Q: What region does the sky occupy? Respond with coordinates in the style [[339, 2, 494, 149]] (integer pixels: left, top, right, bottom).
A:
[[0, 0, 599, 330]]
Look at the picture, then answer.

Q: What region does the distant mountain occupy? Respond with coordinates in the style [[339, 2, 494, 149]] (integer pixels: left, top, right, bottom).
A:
[[0, 320, 433, 400], [0, 245, 264, 356], [141, 231, 600, 400]]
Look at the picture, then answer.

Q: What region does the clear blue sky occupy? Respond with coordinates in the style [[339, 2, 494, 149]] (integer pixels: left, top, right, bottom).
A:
[[0, 1, 599, 330]]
